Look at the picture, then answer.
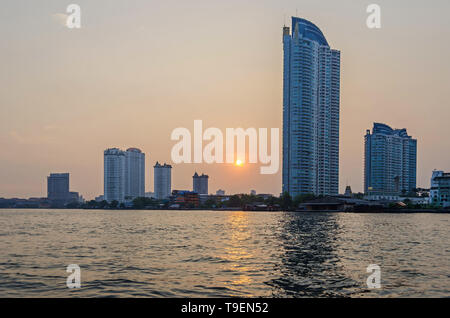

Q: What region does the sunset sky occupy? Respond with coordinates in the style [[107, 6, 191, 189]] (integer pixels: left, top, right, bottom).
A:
[[1, 0, 449, 199]]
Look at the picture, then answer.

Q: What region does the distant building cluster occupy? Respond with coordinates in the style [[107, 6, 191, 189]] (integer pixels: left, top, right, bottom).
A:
[[280, 18, 447, 208], [102, 148, 213, 205], [104, 148, 145, 202], [0, 173, 84, 208]]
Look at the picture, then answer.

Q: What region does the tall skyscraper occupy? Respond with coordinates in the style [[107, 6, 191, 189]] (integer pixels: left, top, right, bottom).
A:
[[282, 17, 341, 197], [125, 148, 145, 199], [364, 123, 417, 195], [193, 172, 208, 195], [47, 173, 70, 203], [154, 162, 172, 200], [104, 148, 126, 202]]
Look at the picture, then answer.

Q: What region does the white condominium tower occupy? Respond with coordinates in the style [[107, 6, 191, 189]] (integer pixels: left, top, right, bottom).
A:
[[104, 147, 146, 202], [154, 162, 172, 200], [282, 17, 341, 197], [125, 148, 145, 199], [104, 148, 126, 203]]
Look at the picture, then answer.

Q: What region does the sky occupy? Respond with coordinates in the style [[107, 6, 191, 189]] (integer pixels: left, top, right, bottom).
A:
[[1, 0, 449, 200]]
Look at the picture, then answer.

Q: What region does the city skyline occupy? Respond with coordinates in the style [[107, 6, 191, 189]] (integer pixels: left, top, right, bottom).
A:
[[1, 1, 450, 200]]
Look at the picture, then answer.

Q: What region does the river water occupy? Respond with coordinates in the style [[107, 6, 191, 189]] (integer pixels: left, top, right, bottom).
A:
[[0, 209, 448, 297]]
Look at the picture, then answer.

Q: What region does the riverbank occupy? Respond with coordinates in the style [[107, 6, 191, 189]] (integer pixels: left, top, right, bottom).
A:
[[0, 207, 449, 213]]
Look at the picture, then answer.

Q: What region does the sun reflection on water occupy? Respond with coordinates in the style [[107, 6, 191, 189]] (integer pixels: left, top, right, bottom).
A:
[[221, 211, 255, 295]]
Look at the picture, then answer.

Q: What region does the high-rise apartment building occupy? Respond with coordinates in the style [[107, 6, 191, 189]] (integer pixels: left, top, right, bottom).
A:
[[47, 173, 70, 202], [364, 123, 417, 195], [104, 148, 126, 203], [104, 148, 147, 202], [193, 172, 208, 195], [125, 148, 145, 199], [154, 162, 172, 200], [282, 17, 341, 197]]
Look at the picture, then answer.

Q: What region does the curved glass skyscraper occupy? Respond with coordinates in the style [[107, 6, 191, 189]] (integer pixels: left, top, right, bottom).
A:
[[282, 17, 341, 197]]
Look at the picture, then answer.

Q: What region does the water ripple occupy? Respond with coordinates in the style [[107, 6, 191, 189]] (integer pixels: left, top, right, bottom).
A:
[[0, 210, 448, 297]]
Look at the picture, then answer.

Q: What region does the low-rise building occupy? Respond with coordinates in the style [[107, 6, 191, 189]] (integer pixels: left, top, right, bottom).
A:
[[365, 194, 429, 205], [256, 193, 274, 201], [365, 194, 401, 202], [299, 197, 383, 212], [171, 190, 199, 208], [430, 171, 450, 207]]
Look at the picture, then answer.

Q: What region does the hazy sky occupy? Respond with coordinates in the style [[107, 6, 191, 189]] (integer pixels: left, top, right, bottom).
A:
[[1, 0, 449, 199]]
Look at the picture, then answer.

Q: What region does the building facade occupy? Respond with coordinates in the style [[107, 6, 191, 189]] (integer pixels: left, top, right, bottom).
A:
[[125, 148, 145, 199], [364, 123, 417, 195], [47, 173, 70, 204], [104, 148, 146, 202], [104, 148, 126, 202], [172, 190, 200, 208], [282, 17, 341, 197], [154, 162, 172, 200], [430, 170, 450, 207], [193, 172, 208, 195]]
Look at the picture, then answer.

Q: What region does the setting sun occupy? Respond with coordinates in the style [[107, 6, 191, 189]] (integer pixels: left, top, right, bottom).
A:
[[235, 160, 244, 167]]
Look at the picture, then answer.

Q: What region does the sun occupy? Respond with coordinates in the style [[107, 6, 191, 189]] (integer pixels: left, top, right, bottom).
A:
[[235, 159, 244, 167]]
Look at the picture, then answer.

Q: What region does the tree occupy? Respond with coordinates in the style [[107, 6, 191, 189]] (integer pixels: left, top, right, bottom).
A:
[[99, 200, 109, 209], [354, 192, 364, 199], [109, 200, 119, 209], [228, 195, 242, 208], [402, 198, 413, 208], [293, 193, 316, 207], [203, 198, 216, 209], [66, 201, 80, 209], [83, 200, 98, 209], [265, 196, 280, 206], [280, 192, 293, 211], [132, 197, 146, 209], [132, 197, 159, 209]]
